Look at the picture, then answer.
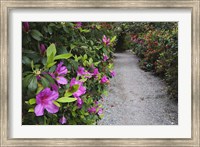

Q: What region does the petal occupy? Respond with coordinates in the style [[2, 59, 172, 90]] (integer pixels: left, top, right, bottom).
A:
[[36, 88, 51, 104], [34, 104, 45, 116], [56, 76, 68, 85], [70, 78, 76, 87], [47, 90, 59, 101], [58, 67, 68, 75], [50, 83, 58, 91], [45, 102, 59, 114], [59, 116, 67, 124], [73, 86, 86, 97]]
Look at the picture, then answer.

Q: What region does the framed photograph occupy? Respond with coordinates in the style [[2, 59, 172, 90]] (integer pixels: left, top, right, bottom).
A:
[[0, 0, 199, 146]]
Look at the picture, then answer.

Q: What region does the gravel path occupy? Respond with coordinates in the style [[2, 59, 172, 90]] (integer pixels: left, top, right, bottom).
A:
[[98, 51, 178, 125]]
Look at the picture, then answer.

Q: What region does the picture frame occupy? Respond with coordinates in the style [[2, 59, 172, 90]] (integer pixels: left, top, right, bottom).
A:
[[0, 0, 199, 146]]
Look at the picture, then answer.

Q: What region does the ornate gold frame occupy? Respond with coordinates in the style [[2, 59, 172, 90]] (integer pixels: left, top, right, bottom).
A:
[[1, 0, 199, 146]]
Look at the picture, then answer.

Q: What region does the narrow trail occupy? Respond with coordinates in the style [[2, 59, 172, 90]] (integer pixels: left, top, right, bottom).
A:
[[98, 51, 178, 125]]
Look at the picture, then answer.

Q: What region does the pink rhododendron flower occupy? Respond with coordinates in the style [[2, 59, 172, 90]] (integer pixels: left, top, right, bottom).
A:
[[76, 97, 83, 108], [77, 66, 92, 79], [103, 54, 109, 61], [88, 107, 96, 113], [92, 68, 99, 78], [102, 35, 110, 46], [77, 66, 85, 76], [101, 75, 109, 84], [36, 75, 41, 80], [55, 62, 68, 75], [51, 62, 68, 85], [75, 22, 82, 28], [110, 70, 116, 77], [22, 22, 29, 32], [50, 83, 59, 91], [59, 116, 67, 124], [84, 71, 92, 79], [97, 108, 103, 115], [70, 78, 86, 97], [40, 44, 46, 55], [34, 88, 59, 116]]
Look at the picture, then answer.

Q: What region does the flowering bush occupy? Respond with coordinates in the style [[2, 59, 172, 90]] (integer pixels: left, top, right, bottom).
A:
[[22, 22, 117, 125], [131, 23, 178, 99]]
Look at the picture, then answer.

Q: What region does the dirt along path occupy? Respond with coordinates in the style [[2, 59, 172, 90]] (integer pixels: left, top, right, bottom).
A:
[[98, 51, 178, 125]]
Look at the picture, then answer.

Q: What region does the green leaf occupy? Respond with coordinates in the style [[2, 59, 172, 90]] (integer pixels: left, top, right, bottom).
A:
[[84, 54, 87, 60], [81, 46, 88, 50], [80, 29, 90, 33], [74, 55, 78, 62], [48, 26, 53, 34], [46, 44, 56, 57], [53, 101, 61, 107], [22, 56, 31, 66], [30, 30, 43, 41], [89, 58, 93, 64], [47, 62, 57, 68], [49, 65, 56, 73], [64, 84, 79, 97], [28, 108, 34, 113], [94, 61, 101, 66], [36, 85, 44, 94], [83, 60, 88, 66], [41, 77, 49, 87], [56, 97, 77, 103], [54, 53, 72, 60], [43, 74, 55, 84], [47, 52, 55, 65], [29, 98, 36, 105], [23, 74, 34, 88], [31, 60, 34, 70], [70, 44, 76, 50], [28, 76, 37, 91], [110, 36, 117, 43], [102, 47, 108, 54]]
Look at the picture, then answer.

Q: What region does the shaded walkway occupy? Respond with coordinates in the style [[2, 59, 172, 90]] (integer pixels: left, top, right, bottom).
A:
[[98, 51, 178, 125]]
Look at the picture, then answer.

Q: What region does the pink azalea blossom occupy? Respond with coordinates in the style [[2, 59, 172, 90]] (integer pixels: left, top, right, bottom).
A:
[[22, 22, 29, 32], [84, 71, 92, 79], [77, 66, 92, 79], [77, 66, 85, 76], [36, 75, 41, 80], [75, 22, 82, 28], [102, 35, 110, 46], [51, 62, 68, 85], [70, 78, 86, 97], [34, 88, 59, 116], [50, 83, 59, 91], [93, 68, 99, 78], [59, 116, 67, 124], [103, 54, 109, 61], [110, 70, 116, 77], [55, 62, 68, 75], [97, 108, 103, 115], [101, 75, 109, 84], [40, 44, 46, 55], [88, 107, 96, 113], [76, 97, 83, 108]]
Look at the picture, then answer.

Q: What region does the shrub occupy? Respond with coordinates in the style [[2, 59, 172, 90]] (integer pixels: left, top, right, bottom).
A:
[[22, 22, 117, 125], [131, 23, 178, 99]]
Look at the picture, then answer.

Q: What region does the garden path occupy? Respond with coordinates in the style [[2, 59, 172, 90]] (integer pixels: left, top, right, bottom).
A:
[[98, 51, 178, 125]]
